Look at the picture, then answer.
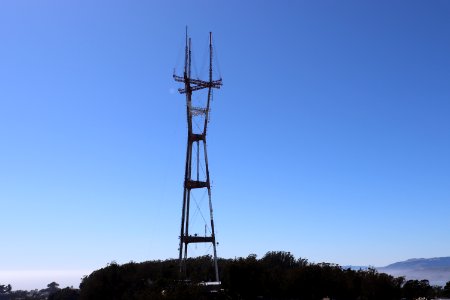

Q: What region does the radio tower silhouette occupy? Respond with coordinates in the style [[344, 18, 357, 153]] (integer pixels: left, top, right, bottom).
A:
[[173, 29, 222, 282]]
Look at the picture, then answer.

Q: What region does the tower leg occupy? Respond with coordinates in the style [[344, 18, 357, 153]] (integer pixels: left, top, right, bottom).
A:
[[203, 140, 219, 282]]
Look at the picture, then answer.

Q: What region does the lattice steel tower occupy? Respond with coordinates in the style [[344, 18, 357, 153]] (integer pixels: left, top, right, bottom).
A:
[[173, 30, 222, 281]]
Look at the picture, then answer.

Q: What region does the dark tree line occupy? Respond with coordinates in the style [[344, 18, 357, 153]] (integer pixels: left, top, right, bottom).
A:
[[77, 251, 450, 300], [3, 251, 450, 300]]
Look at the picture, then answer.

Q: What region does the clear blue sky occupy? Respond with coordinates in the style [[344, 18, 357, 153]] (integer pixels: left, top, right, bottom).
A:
[[1, 0, 450, 290]]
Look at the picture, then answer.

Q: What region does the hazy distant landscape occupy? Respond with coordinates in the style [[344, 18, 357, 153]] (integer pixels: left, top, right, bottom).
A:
[[379, 257, 450, 286], [344, 257, 450, 287]]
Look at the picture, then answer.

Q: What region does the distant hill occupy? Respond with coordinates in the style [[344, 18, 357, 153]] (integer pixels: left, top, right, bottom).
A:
[[377, 257, 450, 286]]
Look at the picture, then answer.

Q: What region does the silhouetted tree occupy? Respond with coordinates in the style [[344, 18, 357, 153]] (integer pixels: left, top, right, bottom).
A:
[[0, 284, 11, 294], [443, 280, 450, 297], [402, 279, 432, 300], [48, 282, 60, 289]]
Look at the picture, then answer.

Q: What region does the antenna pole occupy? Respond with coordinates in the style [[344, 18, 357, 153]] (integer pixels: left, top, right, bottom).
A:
[[209, 32, 213, 83]]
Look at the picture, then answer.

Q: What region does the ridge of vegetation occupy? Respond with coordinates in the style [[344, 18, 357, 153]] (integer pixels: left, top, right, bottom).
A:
[[2, 252, 450, 300]]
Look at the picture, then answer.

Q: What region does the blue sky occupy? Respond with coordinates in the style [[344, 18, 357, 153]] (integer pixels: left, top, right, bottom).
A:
[[1, 0, 450, 290]]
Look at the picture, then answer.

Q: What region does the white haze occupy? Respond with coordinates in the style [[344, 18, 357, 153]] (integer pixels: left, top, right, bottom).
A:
[[0, 270, 89, 291]]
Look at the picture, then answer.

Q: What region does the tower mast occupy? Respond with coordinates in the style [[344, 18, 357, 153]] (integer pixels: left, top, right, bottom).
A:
[[173, 30, 222, 282]]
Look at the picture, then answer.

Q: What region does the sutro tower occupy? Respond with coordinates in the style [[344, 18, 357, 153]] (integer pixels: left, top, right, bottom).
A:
[[173, 30, 222, 282]]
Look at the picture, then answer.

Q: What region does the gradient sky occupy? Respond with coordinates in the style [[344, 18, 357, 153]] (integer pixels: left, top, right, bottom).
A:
[[1, 0, 450, 290]]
